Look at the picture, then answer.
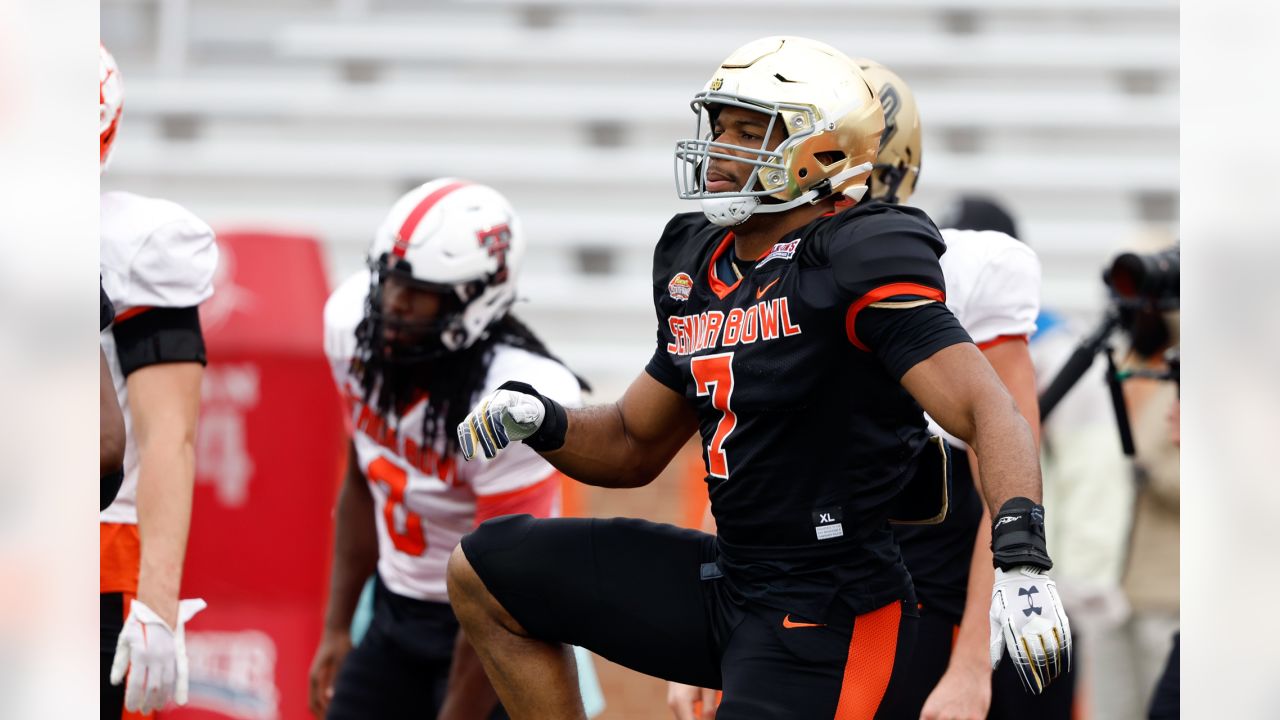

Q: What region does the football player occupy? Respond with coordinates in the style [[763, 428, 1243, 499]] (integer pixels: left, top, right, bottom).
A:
[[662, 57, 1066, 720], [100, 43, 214, 718], [858, 61, 1077, 720], [450, 36, 1070, 720], [308, 179, 589, 720]]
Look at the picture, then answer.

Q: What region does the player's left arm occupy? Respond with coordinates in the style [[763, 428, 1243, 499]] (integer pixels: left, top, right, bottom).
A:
[[129, 358, 203, 627], [901, 341, 1069, 694], [921, 338, 1041, 718]]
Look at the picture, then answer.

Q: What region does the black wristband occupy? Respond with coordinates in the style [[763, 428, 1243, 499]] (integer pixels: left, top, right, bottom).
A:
[[990, 497, 1054, 571], [496, 380, 568, 453]]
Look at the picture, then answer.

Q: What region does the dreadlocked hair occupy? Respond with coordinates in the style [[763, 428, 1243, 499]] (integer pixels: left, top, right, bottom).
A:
[[351, 309, 590, 460]]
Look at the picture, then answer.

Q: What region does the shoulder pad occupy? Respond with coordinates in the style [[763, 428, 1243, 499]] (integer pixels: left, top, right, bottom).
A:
[[100, 191, 218, 314], [805, 203, 947, 301], [939, 228, 1041, 343]]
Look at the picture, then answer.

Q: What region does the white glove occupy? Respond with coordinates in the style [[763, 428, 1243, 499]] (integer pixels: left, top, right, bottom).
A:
[[110, 598, 208, 713], [457, 387, 546, 461], [989, 566, 1071, 694]]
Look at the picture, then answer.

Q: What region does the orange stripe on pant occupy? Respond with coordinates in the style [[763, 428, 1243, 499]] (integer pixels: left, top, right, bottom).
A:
[[101, 522, 141, 595], [833, 601, 903, 720]]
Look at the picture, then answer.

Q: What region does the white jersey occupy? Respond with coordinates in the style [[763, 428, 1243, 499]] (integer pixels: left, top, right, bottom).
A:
[[928, 228, 1041, 448], [100, 191, 219, 525], [324, 270, 583, 603]]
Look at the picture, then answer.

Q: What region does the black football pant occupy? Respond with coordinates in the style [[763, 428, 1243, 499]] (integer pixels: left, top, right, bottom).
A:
[[462, 514, 918, 719], [326, 575, 508, 720]]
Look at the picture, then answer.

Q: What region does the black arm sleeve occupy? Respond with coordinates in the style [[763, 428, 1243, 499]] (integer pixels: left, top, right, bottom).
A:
[[855, 301, 973, 380], [100, 281, 115, 331], [112, 306, 207, 377]]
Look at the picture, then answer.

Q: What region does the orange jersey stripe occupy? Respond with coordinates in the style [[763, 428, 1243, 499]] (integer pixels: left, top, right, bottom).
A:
[[100, 522, 141, 595], [474, 473, 561, 526], [844, 283, 946, 351], [833, 601, 902, 720], [706, 232, 742, 300]]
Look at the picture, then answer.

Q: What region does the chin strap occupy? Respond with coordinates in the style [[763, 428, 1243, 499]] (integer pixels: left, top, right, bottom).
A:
[[701, 162, 873, 226]]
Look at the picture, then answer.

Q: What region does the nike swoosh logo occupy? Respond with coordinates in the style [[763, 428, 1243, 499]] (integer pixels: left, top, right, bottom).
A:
[[756, 278, 780, 299], [782, 614, 826, 629]]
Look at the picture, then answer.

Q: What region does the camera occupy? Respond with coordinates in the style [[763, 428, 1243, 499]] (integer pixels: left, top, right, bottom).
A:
[[1103, 246, 1179, 360], [1040, 245, 1180, 452], [1104, 246, 1179, 307]]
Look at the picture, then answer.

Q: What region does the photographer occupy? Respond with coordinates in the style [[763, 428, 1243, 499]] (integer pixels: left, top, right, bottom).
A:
[[1110, 248, 1180, 720], [1039, 243, 1179, 720]]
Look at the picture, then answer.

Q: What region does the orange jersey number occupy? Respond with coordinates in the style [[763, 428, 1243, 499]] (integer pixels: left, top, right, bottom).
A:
[[367, 456, 428, 556], [691, 352, 737, 479]]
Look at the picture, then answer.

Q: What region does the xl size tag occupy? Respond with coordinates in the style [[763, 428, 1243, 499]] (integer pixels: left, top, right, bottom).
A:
[[812, 507, 844, 541]]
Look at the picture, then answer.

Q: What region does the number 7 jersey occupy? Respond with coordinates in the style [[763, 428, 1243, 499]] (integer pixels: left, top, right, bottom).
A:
[[643, 202, 972, 617]]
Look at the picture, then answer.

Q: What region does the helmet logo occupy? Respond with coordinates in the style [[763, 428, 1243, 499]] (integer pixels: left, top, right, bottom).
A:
[[476, 223, 512, 283], [710, 77, 724, 91], [878, 85, 901, 150]]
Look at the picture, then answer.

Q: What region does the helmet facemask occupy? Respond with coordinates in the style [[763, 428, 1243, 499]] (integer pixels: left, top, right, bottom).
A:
[[676, 93, 870, 227], [673, 37, 885, 227], [359, 254, 486, 367]]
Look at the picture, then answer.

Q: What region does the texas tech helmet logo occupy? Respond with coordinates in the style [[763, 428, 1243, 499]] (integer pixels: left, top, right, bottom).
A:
[[476, 223, 512, 283]]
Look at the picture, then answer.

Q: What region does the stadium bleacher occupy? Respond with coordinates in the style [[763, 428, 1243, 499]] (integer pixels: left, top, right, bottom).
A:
[[102, 0, 1178, 398]]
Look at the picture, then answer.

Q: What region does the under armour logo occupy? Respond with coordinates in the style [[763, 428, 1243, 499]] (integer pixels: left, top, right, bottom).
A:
[[818, 513, 834, 524], [1019, 586, 1042, 617]]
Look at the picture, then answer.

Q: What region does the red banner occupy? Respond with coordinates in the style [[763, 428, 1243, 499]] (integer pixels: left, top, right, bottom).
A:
[[162, 232, 344, 720]]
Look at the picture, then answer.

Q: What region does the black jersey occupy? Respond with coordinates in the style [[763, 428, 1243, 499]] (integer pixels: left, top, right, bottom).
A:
[[645, 201, 972, 618]]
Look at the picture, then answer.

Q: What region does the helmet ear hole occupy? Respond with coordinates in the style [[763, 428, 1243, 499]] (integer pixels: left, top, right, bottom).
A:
[[815, 151, 846, 168], [798, 167, 809, 179]]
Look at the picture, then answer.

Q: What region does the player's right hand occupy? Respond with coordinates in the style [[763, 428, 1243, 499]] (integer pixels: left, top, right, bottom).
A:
[[457, 384, 546, 461], [989, 566, 1072, 694], [666, 682, 719, 720], [308, 629, 353, 718]]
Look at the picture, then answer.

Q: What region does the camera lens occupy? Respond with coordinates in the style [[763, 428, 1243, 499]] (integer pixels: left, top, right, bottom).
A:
[[1107, 247, 1179, 301]]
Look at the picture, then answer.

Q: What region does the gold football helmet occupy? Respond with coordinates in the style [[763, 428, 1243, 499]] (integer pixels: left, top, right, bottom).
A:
[[853, 58, 922, 204], [675, 36, 885, 226]]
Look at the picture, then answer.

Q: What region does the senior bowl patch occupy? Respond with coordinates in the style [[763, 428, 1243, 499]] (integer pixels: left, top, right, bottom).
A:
[[757, 238, 801, 268], [668, 272, 693, 301]]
